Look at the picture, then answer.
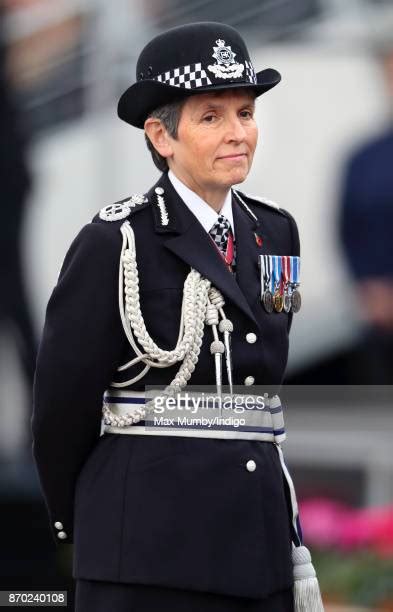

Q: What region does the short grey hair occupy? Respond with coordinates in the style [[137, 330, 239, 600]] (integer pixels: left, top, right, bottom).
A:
[[144, 99, 185, 172]]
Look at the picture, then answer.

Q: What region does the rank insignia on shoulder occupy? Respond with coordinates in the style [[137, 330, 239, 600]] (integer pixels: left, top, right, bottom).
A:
[[99, 194, 148, 222]]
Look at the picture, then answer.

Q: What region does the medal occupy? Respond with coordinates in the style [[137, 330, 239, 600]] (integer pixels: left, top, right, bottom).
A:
[[282, 256, 292, 313], [284, 294, 292, 312], [291, 290, 302, 313], [260, 255, 273, 313], [263, 290, 274, 313], [273, 291, 284, 312], [290, 256, 302, 313], [272, 255, 284, 313]]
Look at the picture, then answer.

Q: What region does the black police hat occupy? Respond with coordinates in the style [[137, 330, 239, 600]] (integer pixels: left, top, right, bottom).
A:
[[118, 22, 281, 129]]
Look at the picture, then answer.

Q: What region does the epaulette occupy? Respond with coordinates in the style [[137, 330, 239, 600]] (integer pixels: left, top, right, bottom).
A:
[[98, 193, 149, 222], [234, 189, 288, 217]]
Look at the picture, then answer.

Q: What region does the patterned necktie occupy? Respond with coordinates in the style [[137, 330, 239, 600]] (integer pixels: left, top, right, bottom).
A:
[[209, 214, 236, 272]]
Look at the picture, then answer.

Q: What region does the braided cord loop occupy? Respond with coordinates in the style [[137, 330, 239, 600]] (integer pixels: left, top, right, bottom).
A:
[[104, 221, 219, 425]]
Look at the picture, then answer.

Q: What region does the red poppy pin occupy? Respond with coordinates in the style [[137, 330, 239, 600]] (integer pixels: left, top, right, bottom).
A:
[[254, 233, 263, 247]]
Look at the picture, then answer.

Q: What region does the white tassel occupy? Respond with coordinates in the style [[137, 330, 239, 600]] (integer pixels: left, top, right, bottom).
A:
[[292, 546, 324, 612]]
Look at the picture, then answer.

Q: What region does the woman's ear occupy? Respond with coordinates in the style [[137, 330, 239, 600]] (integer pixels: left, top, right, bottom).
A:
[[144, 118, 174, 160]]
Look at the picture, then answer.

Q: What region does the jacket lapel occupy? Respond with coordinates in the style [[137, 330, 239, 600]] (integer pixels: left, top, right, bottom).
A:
[[150, 174, 258, 327], [232, 194, 265, 326]]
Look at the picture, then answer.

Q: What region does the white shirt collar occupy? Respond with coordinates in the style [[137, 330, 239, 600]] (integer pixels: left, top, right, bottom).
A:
[[168, 170, 235, 237]]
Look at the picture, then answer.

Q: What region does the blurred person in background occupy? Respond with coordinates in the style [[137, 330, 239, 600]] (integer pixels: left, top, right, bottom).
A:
[[339, 39, 393, 385], [0, 3, 37, 472]]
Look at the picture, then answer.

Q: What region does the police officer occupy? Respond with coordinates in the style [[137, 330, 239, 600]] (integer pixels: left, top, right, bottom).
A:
[[32, 22, 323, 612]]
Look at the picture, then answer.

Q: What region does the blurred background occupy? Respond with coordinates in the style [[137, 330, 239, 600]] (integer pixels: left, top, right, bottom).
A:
[[0, 0, 392, 609]]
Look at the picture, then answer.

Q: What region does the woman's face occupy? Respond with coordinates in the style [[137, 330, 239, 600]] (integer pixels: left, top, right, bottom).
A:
[[167, 89, 258, 193]]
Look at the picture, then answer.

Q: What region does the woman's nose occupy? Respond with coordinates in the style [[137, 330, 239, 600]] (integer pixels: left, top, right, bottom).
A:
[[224, 116, 247, 142]]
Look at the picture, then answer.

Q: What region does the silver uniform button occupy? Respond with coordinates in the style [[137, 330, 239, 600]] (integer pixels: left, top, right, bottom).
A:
[[57, 531, 67, 540], [246, 332, 257, 344], [54, 521, 63, 530], [155, 187, 164, 195], [246, 460, 257, 472], [244, 376, 255, 386]]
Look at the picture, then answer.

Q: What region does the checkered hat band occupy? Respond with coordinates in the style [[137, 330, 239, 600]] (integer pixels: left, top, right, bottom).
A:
[[155, 63, 212, 89], [245, 60, 257, 84], [154, 60, 257, 89]]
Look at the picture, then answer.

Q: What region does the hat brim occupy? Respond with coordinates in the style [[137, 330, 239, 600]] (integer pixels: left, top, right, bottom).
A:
[[117, 68, 281, 129]]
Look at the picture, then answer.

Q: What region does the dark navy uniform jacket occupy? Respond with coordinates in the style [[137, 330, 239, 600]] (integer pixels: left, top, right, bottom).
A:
[[32, 171, 300, 600]]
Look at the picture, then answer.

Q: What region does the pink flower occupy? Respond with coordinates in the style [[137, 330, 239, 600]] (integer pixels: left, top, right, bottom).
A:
[[339, 511, 373, 550], [364, 506, 393, 557], [299, 498, 393, 557], [299, 498, 347, 548]]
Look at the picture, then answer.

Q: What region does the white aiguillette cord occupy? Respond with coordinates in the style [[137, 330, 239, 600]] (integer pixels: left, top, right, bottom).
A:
[[102, 220, 235, 427]]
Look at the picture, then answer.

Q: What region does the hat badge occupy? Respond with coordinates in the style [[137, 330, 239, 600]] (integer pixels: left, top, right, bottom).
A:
[[208, 39, 244, 80]]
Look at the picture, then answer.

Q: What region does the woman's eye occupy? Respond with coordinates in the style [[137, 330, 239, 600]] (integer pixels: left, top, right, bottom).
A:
[[203, 115, 216, 122]]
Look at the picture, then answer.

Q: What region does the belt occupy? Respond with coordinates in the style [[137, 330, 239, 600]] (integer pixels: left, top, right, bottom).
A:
[[102, 390, 286, 443]]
